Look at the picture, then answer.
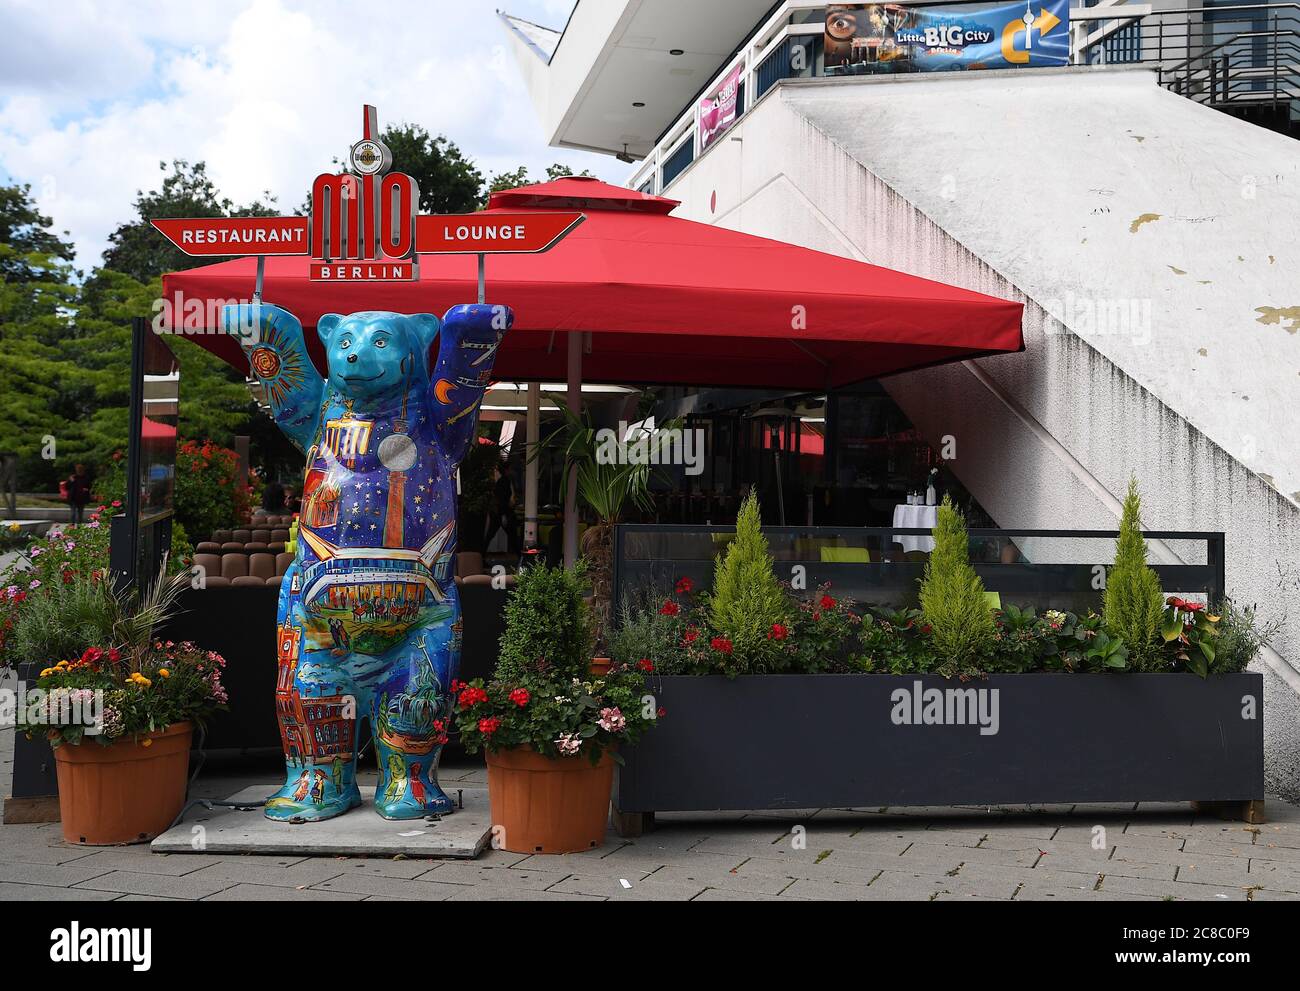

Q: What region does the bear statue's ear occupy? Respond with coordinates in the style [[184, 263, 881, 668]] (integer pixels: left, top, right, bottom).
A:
[[317, 313, 344, 347], [407, 313, 440, 358]]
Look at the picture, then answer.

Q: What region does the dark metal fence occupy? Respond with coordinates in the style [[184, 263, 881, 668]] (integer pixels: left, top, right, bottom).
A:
[[612, 524, 1225, 617]]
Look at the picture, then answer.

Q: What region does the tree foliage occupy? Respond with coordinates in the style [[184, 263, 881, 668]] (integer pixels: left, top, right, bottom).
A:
[[707, 488, 790, 673], [1103, 477, 1165, 670], [918, 496, 995, 671]]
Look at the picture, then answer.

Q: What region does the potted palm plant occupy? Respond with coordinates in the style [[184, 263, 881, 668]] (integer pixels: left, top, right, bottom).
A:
[[452, 561, 658, 853], [14, 566, 228, 844], [531, 399, 674, 637]]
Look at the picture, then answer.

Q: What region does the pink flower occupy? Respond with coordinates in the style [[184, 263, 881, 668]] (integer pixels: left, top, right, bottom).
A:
[[598, 706, 626, 733], [555, 733, 581, 756], [28, 579, 41, 590]]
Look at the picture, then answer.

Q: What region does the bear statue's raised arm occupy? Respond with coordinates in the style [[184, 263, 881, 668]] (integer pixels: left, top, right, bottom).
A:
[[429, 303, 514, 468], [221, 302, 326, 454]]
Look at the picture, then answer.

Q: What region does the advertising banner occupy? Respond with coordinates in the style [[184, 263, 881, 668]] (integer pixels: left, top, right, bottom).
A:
[[824, 1, 1070, 73], [699, 62, 743, 150]]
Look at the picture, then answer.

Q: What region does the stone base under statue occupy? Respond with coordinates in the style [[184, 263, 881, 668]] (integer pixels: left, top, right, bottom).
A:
[[151, 785, 492, 859]]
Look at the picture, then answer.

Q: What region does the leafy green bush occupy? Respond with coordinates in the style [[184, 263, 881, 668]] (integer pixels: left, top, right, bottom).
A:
[[1103, 477, 1165, 671], [1210, 598, 1279, 674], [95, 439, 260, 543], [706, 489, 790, 675], [494, 561, 593, 684], [918, 496, 995, 672], [610, 583, 693, 675]]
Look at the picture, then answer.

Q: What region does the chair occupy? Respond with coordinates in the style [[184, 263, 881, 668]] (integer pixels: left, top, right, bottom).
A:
[[194, 541, 222, 554], [203, 576, 233, 588], [220, 541, 243, 554], [249, 553, 276, 581], [220, 554, 249, 581], [984, 591, 1003, 610], [268, 542, 285, 554], [231, 576, 265, 587], [820, 547, 875, 563], [192, 554, 221, 584], [232, 529, 252, 543], [243, 542, 269, 553], [460, 574, 494, 587], [456, 551, 485, 578], [271, 529, 289, 543], [250, 529, 271, 544], [212, 530, 232, 543], [275, 552, 294, 576]]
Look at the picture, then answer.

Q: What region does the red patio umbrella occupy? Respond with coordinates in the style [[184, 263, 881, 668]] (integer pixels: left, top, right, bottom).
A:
[[162, 176, 1023, 389]]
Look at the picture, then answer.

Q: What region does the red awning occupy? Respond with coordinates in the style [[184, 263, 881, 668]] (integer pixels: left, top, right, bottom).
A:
[[162, 177, 1023, 390]]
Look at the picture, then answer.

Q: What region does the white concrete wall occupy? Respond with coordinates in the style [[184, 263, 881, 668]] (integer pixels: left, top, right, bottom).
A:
[[659, 66, 1300, 798]]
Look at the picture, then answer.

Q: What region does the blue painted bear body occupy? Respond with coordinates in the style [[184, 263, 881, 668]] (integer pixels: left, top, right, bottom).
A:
[[222, 301, 510, 821]]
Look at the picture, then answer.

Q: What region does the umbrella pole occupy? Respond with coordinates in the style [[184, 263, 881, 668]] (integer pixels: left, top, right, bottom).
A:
[[563, 331, 581, 569], [525, 382, 540, 549]]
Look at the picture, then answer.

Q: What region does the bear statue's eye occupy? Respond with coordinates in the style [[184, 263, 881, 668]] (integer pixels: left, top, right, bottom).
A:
[[339, 339, 351, 350], [375, 338, 387, 348]]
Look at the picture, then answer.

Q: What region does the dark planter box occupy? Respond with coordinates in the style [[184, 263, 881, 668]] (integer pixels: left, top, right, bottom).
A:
[[613, 673, 1264, 832], [4, 662, 61, 823]]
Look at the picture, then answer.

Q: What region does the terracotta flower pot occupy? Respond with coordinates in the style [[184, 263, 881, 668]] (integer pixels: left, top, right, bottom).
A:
[[52, 722, 193, 845], [590, 656, 612, 677], [485, 745, 614, 854]]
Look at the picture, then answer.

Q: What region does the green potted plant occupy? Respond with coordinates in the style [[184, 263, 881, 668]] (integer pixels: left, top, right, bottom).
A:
[[452, 561, 658, 853], [13, 566, 227, 844]]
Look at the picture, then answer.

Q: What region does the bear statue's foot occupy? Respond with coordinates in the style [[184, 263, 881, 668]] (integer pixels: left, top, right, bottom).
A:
[[373, 785, 455, 820], [263, 782, 363, 823]]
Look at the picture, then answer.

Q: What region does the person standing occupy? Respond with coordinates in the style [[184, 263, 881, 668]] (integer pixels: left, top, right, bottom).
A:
[[65, 464, 92, 525]]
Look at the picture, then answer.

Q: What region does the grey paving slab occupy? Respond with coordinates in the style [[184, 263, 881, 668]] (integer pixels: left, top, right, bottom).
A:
[[202, 882, 366, 901], [151, 785, 491, 859], [0, 880, 121, 901], [309, 871, 465, 900], [443, 887, 607, 901], [71, 869, 238, 900], [548, 872, 709, 901], [644, 862, 794, 896]]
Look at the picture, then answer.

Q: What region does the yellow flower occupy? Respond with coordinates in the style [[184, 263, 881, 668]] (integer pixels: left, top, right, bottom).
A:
[[157, 668, 170, 678], [40, 668, 55, 677]]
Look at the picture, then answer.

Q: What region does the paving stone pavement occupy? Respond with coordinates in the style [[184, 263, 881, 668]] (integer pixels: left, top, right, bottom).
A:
[[3, 721, 1299, 901]]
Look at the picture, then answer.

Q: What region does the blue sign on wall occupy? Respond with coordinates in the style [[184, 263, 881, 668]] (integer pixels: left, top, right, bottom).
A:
[[824, 1, 1071, 73]]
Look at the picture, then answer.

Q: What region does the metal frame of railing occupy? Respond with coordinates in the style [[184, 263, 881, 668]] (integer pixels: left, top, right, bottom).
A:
[[1074, 3, 1300, 115], [612, 524, 1226, 617], [629, 2, 1299, 197]]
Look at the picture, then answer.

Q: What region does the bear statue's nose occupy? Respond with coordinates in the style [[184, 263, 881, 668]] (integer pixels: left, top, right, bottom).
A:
[[347, 354, 358, 363]]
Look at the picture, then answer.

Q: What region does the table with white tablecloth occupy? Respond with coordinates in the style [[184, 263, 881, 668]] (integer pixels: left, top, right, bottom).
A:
[[892, 503, 937, 554]]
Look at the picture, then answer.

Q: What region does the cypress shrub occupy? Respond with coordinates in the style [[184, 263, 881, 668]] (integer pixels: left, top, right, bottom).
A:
[[707, 488, 790, 674], [918, 496, 995, 670], [1103, 477, 1165, 670]]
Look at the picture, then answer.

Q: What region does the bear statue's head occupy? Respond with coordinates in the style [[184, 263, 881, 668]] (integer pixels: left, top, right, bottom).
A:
[[316, 311, 440, 400]]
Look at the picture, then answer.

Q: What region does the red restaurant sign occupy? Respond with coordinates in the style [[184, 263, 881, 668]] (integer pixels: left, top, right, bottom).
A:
[[151, 106, 583, 282]]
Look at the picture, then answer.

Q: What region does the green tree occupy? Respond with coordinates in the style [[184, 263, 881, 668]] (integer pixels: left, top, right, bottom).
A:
[[1103, 477, 1165, 670], [918, 496, 996, 672], [0, 184, 82, 488], [483, 163, 595, 204], [100, 160, 277, 284], [330, 123, 483, 215], [707, 488, 790, 674]]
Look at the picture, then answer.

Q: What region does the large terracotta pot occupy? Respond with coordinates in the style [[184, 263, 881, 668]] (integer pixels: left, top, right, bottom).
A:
[[485, 746, 614, 854], [52, 722, 193, 845]]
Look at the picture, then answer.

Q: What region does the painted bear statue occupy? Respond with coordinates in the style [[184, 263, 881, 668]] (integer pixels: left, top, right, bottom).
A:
[[221, 300, 512, 821]]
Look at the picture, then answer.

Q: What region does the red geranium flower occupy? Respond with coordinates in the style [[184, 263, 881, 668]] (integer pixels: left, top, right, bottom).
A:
[[769, 623, 788, 641], [659, 600, 680, 617], [656, 706, 667, 719], [674, 576, 694, 595], [710, 637, 733, 655], [478, 717, 501, 735], [682, 627, 699, 645], [508, 688, 530, 707], [1183, 601, 1205, 613], [820, 594, 836, 611], [79, 646, 103, 667], [458, 685, 488, 710], [637, 658, 655, 672]]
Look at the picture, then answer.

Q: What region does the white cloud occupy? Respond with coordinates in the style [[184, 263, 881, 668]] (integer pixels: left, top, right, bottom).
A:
[[0, 0, 630, 272]]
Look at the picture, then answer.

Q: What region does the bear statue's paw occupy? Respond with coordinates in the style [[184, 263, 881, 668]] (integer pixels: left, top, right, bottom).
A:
[[373, 786, 455, 820], [263, 782, 363, 823]]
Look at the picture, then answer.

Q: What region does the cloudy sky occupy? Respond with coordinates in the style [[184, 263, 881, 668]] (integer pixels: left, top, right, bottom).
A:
[[0, 0, 631, 273]]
